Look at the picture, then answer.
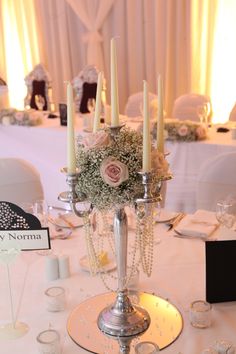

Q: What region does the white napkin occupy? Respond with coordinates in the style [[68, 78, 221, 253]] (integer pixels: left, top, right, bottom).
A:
[[175, 209, 219, 239]]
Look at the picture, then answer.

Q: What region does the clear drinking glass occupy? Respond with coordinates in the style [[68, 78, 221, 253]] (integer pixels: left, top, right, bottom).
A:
[[189, 300, 212, 328], [36, 329, 61, 354], [19, 202, 34, 214], [34, 199, 48, 227], [216, 198, 236, 229]]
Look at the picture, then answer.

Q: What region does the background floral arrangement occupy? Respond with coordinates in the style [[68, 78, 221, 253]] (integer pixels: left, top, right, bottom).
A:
[[151, 119, 207, 142], [75, 128, 169, 210], [0, 108, 42, 126]]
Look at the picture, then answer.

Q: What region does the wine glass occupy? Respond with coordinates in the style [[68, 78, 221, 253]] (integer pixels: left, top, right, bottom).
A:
[[87, 98, 96, 113], [197, 103, 210, 126], [215, 198, 236, 229], [35, 95, 45, 111]]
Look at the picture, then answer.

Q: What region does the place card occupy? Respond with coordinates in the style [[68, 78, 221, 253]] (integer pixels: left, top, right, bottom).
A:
[[205, 240, 236, 303], [0, 201, 50, 251]]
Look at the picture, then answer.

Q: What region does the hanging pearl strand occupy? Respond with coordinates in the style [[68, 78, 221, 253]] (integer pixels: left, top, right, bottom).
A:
[[136, 203, 154, 277], [83, 209, 141, 292]]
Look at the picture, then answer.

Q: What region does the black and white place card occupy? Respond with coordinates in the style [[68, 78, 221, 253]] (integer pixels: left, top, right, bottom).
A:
[[0, 201, 51, 251], [205, 240, 236, 303]]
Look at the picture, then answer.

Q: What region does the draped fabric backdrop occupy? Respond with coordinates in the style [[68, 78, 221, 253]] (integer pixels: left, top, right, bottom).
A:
[[0, 0, 219, 118]]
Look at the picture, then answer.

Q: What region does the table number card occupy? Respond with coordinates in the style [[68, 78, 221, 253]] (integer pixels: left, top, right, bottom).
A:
[[205, 240, 236, 303], [0, 201, 51, 251]]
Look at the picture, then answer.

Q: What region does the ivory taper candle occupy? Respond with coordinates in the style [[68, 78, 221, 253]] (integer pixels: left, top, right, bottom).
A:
[[157, 75, 164, 153], [93, 72, 103, 133], [110, 38, 119, 126], [142, 80, 151, 172], [67, 82, 76, 173]]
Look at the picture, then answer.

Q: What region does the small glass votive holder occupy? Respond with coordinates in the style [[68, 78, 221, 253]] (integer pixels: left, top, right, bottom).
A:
[[213, 340, 235, 354], [36, 329, 61, 354], [189, 300, 212, 328], [45, 287, 66, 312], [135, 341, 160, 354]]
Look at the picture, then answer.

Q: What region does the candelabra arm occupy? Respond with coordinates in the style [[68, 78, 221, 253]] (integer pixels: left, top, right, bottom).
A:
[[58, 169, 93, 218]]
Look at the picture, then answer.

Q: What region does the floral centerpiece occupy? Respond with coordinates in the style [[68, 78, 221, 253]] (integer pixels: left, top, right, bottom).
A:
[[75, 127, 169, 211], [151, 119, 207, 142], [0, 108, 42, 126]]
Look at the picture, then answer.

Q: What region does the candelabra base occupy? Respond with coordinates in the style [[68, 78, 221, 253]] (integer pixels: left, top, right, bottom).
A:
[[97, 290, 150, 337], [67, 291, 183, 354]]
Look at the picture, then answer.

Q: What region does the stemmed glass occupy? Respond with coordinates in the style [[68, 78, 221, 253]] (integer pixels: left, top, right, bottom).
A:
[[35, 95, 45, 111], [87, 98, 96, 113], [215, 198, 236, 229], [197, 103, 210, 126]]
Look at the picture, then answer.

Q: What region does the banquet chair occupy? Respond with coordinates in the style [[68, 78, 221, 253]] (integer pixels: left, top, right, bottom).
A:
[[196, 152, 236, 211], [172, 93, 212, 122], [73, 65, 106, 114], [125, 92, 157, 119], [229, 103, 236, 121], [24, 64, 52, 111], [0, 158, 44, 205]]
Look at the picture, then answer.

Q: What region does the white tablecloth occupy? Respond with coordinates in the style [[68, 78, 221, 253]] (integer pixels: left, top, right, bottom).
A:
[[1, 221, 236, 354], [1, 116, 236, 212], [165, 127, 236, 213]]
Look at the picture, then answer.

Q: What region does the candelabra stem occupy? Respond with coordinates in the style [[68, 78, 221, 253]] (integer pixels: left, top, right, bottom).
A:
[[114, 208, 128, 291], [97, 207, 150, 337]]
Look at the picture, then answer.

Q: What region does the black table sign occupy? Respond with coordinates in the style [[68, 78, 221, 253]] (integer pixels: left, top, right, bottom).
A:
[[0, 201, 51, 251], [206, 240, 236, 303]]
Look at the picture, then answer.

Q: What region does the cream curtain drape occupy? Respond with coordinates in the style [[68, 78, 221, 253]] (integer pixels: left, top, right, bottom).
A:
[[1, 0, 218, 116], [0, 0, 43, 109], [65, 0, 114, 71]]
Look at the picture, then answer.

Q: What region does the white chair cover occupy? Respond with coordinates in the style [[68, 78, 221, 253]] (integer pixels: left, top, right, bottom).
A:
[[229, 102, 236, 121], [196, 152, 236, 211], [0, 158, 44, 205], [172, 93, 211, 121], [125, 92, 157, 119]]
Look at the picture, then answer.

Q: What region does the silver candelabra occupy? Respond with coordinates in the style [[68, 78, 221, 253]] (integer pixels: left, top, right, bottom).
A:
[[59, 126, 170, 353]]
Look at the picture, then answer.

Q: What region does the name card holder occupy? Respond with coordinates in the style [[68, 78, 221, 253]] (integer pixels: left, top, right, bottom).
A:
[[0, 201, 51, 340]]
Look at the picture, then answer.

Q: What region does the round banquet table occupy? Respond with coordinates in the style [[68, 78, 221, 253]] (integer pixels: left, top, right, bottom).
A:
[[0, 220, 236, 354]]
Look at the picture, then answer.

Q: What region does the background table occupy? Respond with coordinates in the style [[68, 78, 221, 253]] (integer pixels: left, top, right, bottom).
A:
[[1, 222, 236, 354], [1, 117, 236, 212]]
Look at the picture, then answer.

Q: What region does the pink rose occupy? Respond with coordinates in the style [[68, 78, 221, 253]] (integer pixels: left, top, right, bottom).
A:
[[100, 157, 129, 187], [178, 125, 189, 137], [15, 112, 24, 121], [196, 125, 207, 139], [151, 151, 169, 176], [82, 131, 110, 150]]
